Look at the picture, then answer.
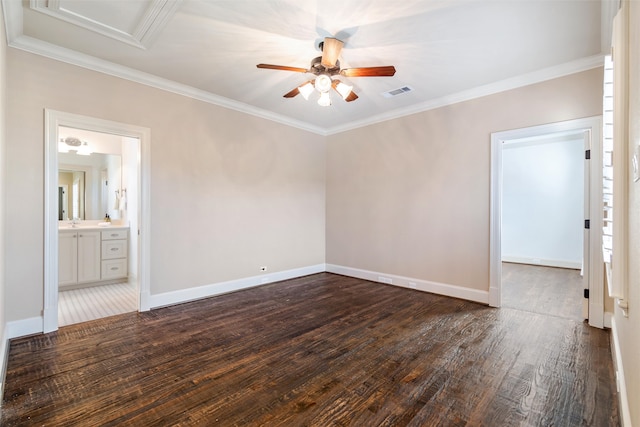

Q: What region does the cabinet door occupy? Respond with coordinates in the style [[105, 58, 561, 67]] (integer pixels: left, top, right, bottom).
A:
[[59, 232, 78, 286], [78, 231, 101, 283]]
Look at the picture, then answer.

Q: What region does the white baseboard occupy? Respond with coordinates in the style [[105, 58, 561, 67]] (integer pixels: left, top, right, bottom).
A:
[[326, 264, 489, 304], [148, 264, 326, 309], [501, 256, 581, 270], [610, 317, 631, 427], [604, 311, 613, 329], [6, 317, 42, 340], [0, 327, 9, 407]]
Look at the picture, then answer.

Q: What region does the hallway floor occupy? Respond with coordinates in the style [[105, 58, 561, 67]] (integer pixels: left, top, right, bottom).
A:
[[501, 262, 584, 321]]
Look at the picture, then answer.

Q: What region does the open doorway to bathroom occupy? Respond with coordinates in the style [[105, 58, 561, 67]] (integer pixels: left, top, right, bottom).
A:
[[56, 126, 139, 326], [44, 110, 151, 333]]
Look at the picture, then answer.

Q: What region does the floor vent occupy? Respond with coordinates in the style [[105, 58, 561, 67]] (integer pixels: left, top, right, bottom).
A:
[[383, 86, 413, 98]]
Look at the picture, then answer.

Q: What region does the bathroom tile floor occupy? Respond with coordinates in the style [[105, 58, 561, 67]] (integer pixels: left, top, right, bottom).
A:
[[58, 281, 137, 327]]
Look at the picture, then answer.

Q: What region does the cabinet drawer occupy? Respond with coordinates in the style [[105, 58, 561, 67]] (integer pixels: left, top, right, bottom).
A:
[[101, 259, 128, 280], [101, 240, 128, 259], [102, 229, 128, 240]]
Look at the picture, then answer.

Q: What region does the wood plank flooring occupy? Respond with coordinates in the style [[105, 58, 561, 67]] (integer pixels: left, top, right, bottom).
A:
[[501, 262, 584, 321], [2, 273, 619, 426]]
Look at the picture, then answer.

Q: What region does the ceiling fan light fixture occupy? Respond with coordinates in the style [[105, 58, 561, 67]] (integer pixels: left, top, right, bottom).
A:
[[335, 81, 353, 100], [299, 82, 314, 100], [315, 74, 332, 93], [318, 92, 331, 107]]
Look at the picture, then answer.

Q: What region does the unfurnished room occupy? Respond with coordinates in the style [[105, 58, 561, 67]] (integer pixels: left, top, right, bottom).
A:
[[0, 1, 638, 425]]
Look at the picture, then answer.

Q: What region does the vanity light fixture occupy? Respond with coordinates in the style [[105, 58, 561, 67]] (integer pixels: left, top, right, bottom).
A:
[[59, 136, 92, 155]]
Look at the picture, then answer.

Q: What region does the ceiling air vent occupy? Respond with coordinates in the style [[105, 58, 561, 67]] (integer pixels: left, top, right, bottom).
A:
[[382, 86, 413, 98]]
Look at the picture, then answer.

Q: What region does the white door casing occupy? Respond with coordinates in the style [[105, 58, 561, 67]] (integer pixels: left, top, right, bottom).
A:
[[44, 109, 151, 333], [489, 116, 604, 328]]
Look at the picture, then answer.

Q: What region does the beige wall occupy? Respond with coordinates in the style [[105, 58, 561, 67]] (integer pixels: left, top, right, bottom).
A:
[[0, 2, 7, 346], [5, 48, 326, 321], [326, 68, 603, 291], [616, 1, 640, 425], [3, 45, 609, 329]]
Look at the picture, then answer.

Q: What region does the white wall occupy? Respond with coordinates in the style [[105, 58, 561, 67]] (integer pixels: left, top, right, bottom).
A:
[[501, 134, 584, 269], [613, 1, 640, 425], [0, 0, 8, 397]]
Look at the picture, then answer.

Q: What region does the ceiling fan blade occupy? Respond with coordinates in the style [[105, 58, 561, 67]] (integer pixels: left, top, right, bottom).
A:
[[321, 37, 344, 68], [345, 91, 359, 102], [284, 80, 316, 99], [257, 64, 308, 73], [283, 87, 300, 98], [331, 79, 358, 102], [340, 66, 396, 77]]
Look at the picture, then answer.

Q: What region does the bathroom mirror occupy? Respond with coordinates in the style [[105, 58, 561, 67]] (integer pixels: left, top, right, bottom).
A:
[[58, 152, 122, 220]]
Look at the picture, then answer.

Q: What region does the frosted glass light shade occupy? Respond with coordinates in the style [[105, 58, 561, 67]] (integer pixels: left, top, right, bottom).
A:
[[335, 81, 353, 99], [318, 92, 331, 107], [299, 82, 314, 100], [315, 74, 332, 93]]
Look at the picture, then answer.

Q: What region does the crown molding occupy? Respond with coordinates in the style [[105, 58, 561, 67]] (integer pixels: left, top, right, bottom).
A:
[[3, 0, 603, 137], [325, 54, 605, 135], [4, 28, 327, 135]]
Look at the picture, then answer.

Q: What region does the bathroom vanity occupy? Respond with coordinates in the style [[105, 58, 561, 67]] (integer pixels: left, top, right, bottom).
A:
[[59, 225, 129, 289]]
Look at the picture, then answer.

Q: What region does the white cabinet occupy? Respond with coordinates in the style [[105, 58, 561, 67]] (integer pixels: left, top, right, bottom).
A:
[[59, 230, 101, 288], [59, 227, 128, 288], [59, 231, 78, 286], [101, 229, 128, 280]]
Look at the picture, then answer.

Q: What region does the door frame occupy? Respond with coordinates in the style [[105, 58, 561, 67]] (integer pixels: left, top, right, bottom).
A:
[[43, 109, 152, 333], [489, 116, 604, 328]]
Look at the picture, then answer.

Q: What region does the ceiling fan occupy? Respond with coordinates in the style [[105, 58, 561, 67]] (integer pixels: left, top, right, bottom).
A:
[[256, 37, 396, 106]]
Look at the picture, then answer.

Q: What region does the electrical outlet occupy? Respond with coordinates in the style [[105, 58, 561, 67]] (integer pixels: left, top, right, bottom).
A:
[[378, 276, 393, 285], [260, 266, 267, 272]]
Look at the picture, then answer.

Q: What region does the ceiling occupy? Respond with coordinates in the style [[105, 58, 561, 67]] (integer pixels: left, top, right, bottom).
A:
[[3, 0, 611, 135]]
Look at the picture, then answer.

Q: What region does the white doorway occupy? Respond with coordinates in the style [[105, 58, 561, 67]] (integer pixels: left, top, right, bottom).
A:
[[44, 110, 151, 333], [489, 117, 604, 328]]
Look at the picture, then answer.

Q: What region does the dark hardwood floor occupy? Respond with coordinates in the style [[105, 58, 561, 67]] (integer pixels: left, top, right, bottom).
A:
[[2, 273, 619, 426]]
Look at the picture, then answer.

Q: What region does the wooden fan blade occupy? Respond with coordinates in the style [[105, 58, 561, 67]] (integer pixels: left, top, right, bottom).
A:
[[257, 64, 308, 73], [331, 79, 358, 102], [283, 87, 300, 98], [340, 66, 396, 77], [321, 37, 344, 68], [284, 80, 316, 99], [345, 91, 359, 102]]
